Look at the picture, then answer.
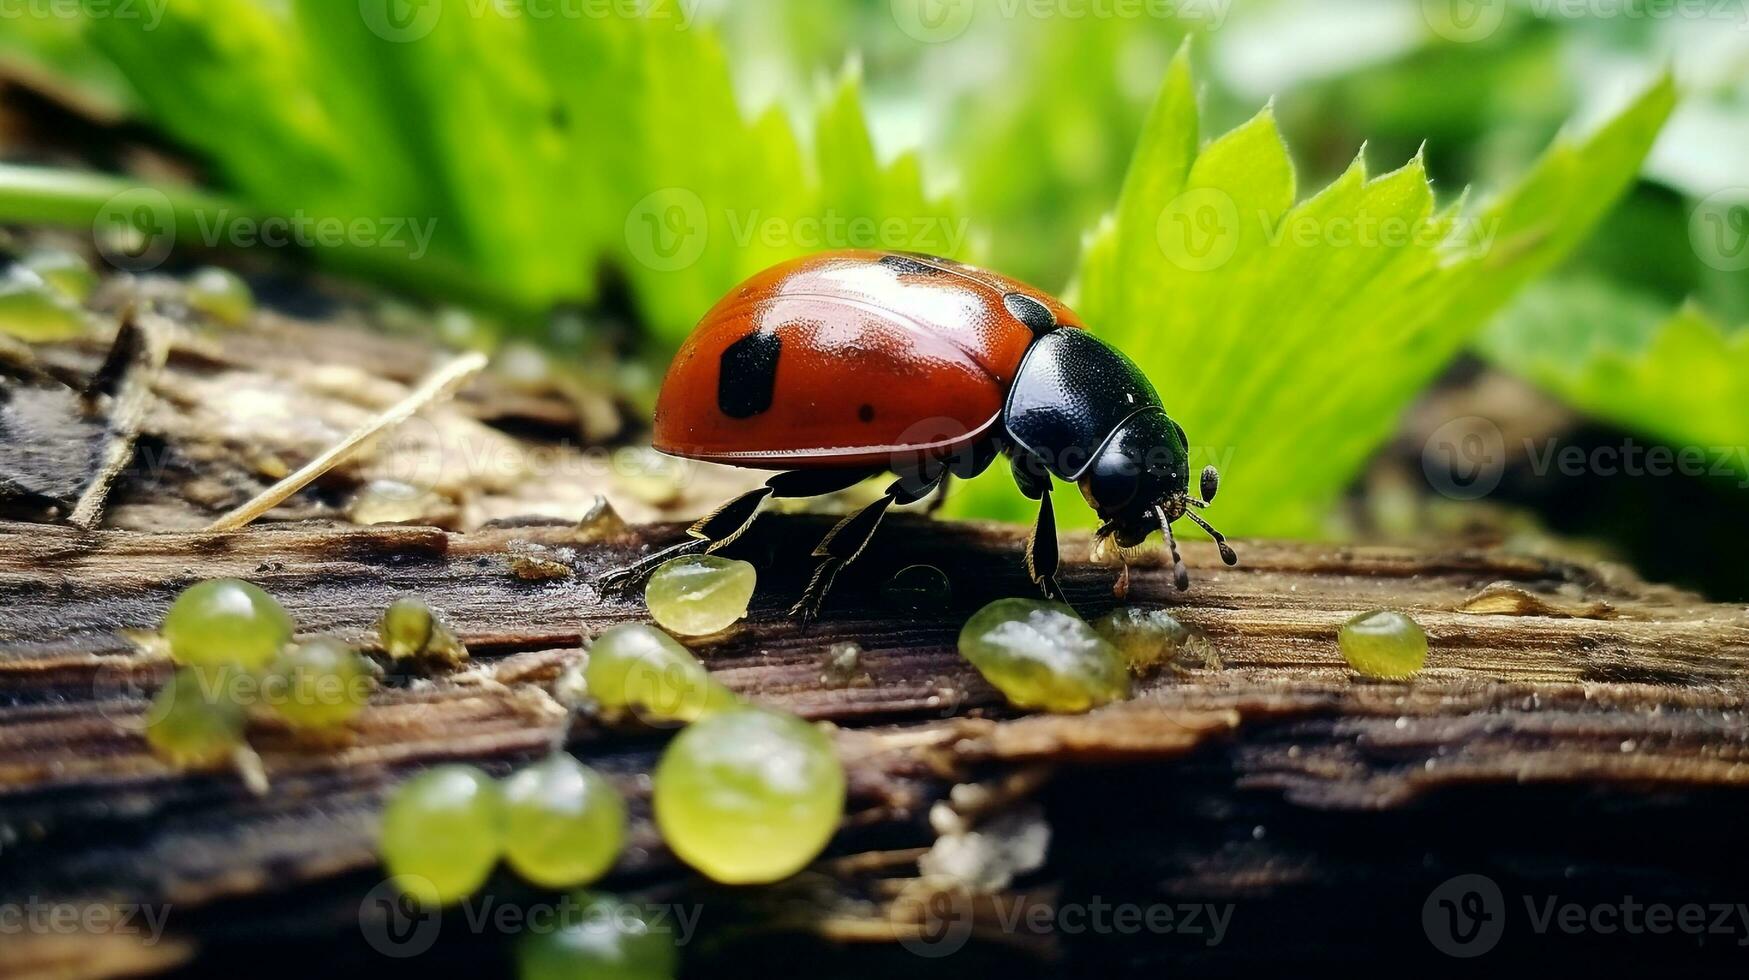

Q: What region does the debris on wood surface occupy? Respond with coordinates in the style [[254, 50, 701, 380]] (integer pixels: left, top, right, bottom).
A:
[[3, 292, 1748, 977], [3, 285, 763, 532], [2, 511, 1747, 975]]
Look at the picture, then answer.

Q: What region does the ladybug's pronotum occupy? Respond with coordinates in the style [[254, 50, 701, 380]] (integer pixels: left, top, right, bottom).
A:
[[606, 249, 1236, 620]]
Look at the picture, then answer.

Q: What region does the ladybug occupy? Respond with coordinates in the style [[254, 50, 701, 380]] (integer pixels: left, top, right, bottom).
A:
[[605, 249, 1236, 619]]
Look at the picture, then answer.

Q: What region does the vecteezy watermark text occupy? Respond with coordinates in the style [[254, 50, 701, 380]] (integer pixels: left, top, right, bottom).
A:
[[1154, 187, 1502, 273], [1423, 0, 1749, 44], [359, 0, 701, 42], [189, 210, 438, 260], [0, 0, 168, 29], [360, 882, 701, 958], [92, 189, 439, 272], [890, 0, 1232, 44], [896, 887, 1232, 958], [1423, 417, 1749, 500], [0, 899, 172, 944], [1425, 874, 1749, 957], [623, 187, 972, 272]]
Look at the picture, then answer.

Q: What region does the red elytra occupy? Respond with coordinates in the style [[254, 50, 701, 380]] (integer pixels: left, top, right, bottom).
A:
[[652, 249, 1082, 469]]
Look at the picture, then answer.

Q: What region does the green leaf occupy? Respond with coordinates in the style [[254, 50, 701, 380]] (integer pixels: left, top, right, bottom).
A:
[[49, 5, 961, 349], [945, 18, 1197, 290], [1479, 279, 1749, 468], [950, 53, 1675, 537]]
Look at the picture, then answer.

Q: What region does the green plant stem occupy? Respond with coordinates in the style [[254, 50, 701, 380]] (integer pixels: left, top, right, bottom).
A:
[[0, 164, 527, 313]]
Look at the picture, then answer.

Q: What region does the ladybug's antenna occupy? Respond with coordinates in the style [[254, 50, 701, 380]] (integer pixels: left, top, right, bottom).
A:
[[1155, 506, 1190, 591], [1184, 509, 1239, 566], [1188, 465, 1220, 508]]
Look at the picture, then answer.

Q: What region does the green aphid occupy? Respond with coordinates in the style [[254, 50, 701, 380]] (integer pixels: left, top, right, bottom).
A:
[[185, 266, 255, 326], [643, 554, 756, 636], [515, 894, 678, 980], [145, 667, 247, 767], [582, 623, 738, 725], [501, 754, 627, 889], [653, 706, 844, 884], [377, 597, 469, 667], [161, 578, 295, 673], [958, 598, 1130, 713], [1091, 606, 1190, 673], [263, 637, 376, 729], [20, 248, 98, 303], [1338, 610, 1428, 680], [0, 270, 88, 342], [379, 764, 504, 907]]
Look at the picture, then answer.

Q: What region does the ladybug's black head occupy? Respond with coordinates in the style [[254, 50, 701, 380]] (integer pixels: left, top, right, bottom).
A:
[[1080, 409, 1237, 590]]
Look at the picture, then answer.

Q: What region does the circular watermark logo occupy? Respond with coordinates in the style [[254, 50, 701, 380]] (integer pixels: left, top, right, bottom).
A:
[[91, 659, 160, 729], [891, 0, 977, 43], [360, 0, 442, 42], [359, 876, 443, 958], [887, 415, 977, 484], [1156, 188, 1240, 273], [370, 415, 449, 501], [1689, 188, 1749, 273], [93, 188, 176, 272], [1421, 415, 1505, 501], [1423, 873, 1505, 957], [624, 188, 709, 272], [1422, 0, 1508, 43], [622, 660, 719, 729], [893, 881, 973, 958]]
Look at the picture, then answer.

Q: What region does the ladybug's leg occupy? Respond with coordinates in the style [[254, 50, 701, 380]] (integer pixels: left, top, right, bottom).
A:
[[922, 472, 952, 515], [790, 468, 946, 624], [600, 467, 879, 594], [1009, 452, 1065, 602], [598, 489, 764, 593], [1025, 491, 1066, 602]]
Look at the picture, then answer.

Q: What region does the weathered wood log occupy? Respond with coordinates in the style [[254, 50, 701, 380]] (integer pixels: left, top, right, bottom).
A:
[[3, 295, 1748, 978], [3, 512, 1748, 977]]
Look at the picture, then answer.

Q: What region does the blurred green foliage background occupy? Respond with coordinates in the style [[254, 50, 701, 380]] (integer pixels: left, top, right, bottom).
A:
[[0, 0, 1744, 553]]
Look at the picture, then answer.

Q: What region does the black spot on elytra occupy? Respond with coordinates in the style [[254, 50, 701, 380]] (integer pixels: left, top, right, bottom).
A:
[[857, 403, 875, 423], [718, 330, 781, 418], [879, 253, 946, 277], [1003, 292, 1056, 334]]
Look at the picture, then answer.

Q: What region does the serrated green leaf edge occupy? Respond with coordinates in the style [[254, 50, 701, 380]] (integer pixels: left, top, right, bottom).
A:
[[950, 50, 1674, 537]]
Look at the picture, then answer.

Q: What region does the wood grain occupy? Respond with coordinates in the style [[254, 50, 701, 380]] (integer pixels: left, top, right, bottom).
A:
[[4, 306, 1748, 978]]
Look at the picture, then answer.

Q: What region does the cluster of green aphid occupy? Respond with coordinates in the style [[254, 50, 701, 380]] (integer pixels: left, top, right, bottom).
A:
[[146, 579, 373, 766], [956, 599, 1195, 713], [382, 555, 846, 930], [958, 594, 1430, 707], [0, 250, 254, 343], [143, 581, 464, 768], [369, 545, 1429, 976], [379, 754, 627, 906], [556, 624, 845, 886], [628, 560, 848, 882]]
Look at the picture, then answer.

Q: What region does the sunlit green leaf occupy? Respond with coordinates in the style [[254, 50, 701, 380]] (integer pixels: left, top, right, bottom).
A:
[[1479, 279, 1749, 471], [61, 3, 961, 348], [950, 51, 1675, 538]]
